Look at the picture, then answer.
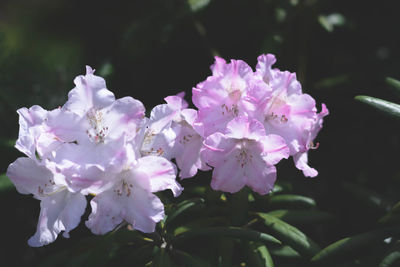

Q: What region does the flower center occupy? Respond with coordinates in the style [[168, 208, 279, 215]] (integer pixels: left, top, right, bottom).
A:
[[265, 92, 289, 124], [235, 144, 253, 168], [113, 179, 134, 197], [86, 108, 109, 143]]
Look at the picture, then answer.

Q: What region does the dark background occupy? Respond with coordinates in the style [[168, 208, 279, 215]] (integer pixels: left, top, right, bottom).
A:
[[1, 0, 400, 266]]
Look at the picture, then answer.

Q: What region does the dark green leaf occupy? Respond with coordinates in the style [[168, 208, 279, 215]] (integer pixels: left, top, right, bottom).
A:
[[311, 226, 400, 263], [165, 198, 205, 229], [267, 209, 333, 224], [187, 0, 210, 12], [153, 247, 173, 267], [0, 173, 14, 194], [379, 201, 400, 224], [267, 194, 316, 209], [246, 242, 274, 267], [355, 95, 400, 119], [386, 77, 400, 98], [269, 245, 301, 259], [173, 249, 212, 267], [174, 226, 281, 246], [342, 181, 390, 212], [256, 212, 320, 258], [380, 250, 400, 267]]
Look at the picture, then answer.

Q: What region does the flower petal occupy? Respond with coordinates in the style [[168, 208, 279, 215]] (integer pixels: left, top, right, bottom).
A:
[[131, 156, 182, 197], [28, 190, 86, 247]]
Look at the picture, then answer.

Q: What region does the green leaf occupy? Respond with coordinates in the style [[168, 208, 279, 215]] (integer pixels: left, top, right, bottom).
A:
[[269, 245, 301, 259], [267, 209, 333, 224], [0, 173, 14, 194], [256, 212, 320, 258], [187, 0, 210, 12], [172, 216, 228, 236], [267, 194, 316, 209], [380, 200, 400, 225], [311, 226, 400, 263], [380, 250, 400, 267], [386, 77, 400, 98], [246, 242, 274, 267], [342, 181, 390, 212], [119, 244, 155, 267], [218, 238, 234, 267], [165, 198, 205, 229], [153, 247, 173, 267], [173, 249, 212, 267], [355, 95, 400, 119], [112, 227, 154, 245], [174, 226, 281, 246]]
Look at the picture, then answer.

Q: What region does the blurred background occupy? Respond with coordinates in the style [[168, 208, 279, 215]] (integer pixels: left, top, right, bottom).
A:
[[1, 0, 400, 266]]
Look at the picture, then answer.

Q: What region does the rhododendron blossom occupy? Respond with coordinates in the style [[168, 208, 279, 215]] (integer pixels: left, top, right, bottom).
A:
[[6, 53, 328, 247], [202, 116, 289, 194], [7, 66, 183, 247]]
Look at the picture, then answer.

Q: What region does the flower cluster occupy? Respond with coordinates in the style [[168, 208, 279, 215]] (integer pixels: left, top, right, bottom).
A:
[[193, 54, 328, 193], [6, 54, 328, 247]]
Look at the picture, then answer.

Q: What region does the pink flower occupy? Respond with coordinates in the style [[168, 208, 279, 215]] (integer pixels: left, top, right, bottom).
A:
[[255, 54, 329, 177], [192, 57, 269, 137], [6, 158, 86, 247], [201, 117, 289, 195], [140, 95, 209, 179], [86, 156, 182, 234]]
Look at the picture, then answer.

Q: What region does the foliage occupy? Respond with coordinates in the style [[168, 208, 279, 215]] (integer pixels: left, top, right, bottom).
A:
[[1, 0, 400, 266]]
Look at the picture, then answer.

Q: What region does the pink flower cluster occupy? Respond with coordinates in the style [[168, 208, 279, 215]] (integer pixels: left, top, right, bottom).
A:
[[194, 54, 329, 194], [6, 54, 328, 247]]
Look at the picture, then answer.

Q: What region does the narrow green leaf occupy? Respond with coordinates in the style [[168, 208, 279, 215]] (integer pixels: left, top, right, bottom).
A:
[[153, 247, 173, 267], [256, 212, 320, 257], [172, 216, 228, 236], [342, 181, 389, 212], [386, 77, 400, 98], [218, 238, 234, 267], [165, 198, 205, 229], [174, 226, 281, 246], [187, 0, 210, 12], [379, 201, 400, 224], [380, 250, 400, 267], [267, 209, 333, 224], [247, 242, 274, 267], [0, 173, 14, 193], [121, 244, 155, 266], [113, 227, 154, 245], [173, 249, 212, 267], [355, 95, 400, 119], [311, 226, 400, 263], [267, 194, 316, 209], [269, 245, 301, 258]]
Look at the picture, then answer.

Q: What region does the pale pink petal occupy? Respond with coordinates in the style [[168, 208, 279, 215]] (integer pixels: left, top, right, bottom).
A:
[[174, 124, 209, 179], [64, 66, 115, 116], [256, 54, 277, 84], [260, 134, 290, 165], [202, 132, 236, 167], [86, 183, 164, 234], [28, 191, 86, 247], [293, 152, 318, 177], [225, 117, 266, 140], [245, 163, 276, 195], [210, 56, 227, 75], [131, 156, 182, 197], [6, 157, 57, 195], [103, 96, 145, 141], [15, 105, 48, 158], [210, 155, 246, 193]]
